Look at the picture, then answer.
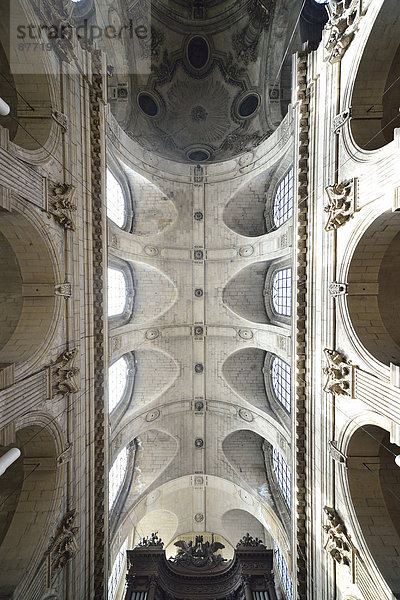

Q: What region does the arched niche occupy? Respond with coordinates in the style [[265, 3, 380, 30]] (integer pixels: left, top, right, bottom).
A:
[[0, 210, 57, 367], [350, 0, 400, 150], [222, 261, 271, 323], [347, 210, 400, 366], [347, 425, 400, 594], [0, 425, 57, 598], [223, 170, 271, 237], [221, 348, 268, 410], [0, 1, 53, 152]]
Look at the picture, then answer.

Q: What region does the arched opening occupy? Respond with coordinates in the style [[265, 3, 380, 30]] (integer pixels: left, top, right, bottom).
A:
[[0, 425, 57, 597], [0, 210, 56, 366], [0, 2, 53, 151], [347, 211, 400, 366], [347, 425, 400, 594], [350, 0, 400, 150]]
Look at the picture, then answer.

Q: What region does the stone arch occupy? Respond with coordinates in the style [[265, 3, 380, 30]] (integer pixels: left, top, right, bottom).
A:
[[350, 0, 400, 150], [222, 430, 270, 493], [346, 424, 400, 594], [0, 1, 56, 154], [346, 210, 400, 366], [222, 261, 271, 323], [0, 209, 57, 368], [221, 347, 269, 410], [0, 423, 58, 598]]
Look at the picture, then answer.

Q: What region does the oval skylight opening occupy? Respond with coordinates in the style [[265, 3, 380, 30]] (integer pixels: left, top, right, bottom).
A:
[[238, 94, 260, 117], [187, 37, 209, 69], [188, 149, 210, 162], [138, 93, 158, 117]]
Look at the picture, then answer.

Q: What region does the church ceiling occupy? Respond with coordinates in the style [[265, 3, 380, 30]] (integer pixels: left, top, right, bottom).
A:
[[107, 0, 293, 163]]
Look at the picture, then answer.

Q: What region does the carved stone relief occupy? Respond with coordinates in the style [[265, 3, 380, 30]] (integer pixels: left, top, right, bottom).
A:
[[324, 178, 358, 231], [325, 0, 366, 63], [323, 507, 352, 567], [323, 348, 354, 396], [51, 348, 80, 397], [46, 509, 79, 585], [47, 181, 77, 231]]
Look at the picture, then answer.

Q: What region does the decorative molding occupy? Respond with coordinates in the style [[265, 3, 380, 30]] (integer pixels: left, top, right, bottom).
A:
[[323, 349, 354, 397], [47, 181, 77, 231], [332, 108, 352, 134], [0, 363, 14, 391], [0, 184, 11, 211], [46, 509, 79, 585], [50, 348, 79, 397], [89, 48, 107, 599], [329, 282, 348, 297], [323, 507, 352, 567], [0, 421, 16, 446], [238, 408, 253, 422], [324, 178, 358, 231], [325, 0, 365, 63], [328, 440, 347, 466]]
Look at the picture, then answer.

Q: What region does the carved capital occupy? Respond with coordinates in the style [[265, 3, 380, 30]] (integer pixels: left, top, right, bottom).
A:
[[332, 108, 352, 133], [323, 506, 352, 567], [323, 348, 354, 396], [324, 178, 358, 231], [55, 281, 72, 298], [57, 444, 72, 466], [328, 440, 347, 466], [51, 110, 68, 133]]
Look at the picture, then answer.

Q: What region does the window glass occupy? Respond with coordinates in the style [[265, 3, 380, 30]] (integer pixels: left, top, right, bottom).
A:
[[272, 357, 291, 412], [109, 447, 128, 510], [108, 539, 128, 600], [272, 268, 292, 316], [107, 168, 126, 228], [274, 542, 293, 600], [108, 268, 127, 317], [109, 357, 129, 413], [273, 169, 293, 228], [272, 448, 291, 507]]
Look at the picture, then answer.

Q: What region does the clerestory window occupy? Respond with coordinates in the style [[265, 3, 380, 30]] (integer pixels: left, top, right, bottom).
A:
[[274, 542, 293, 600], [272, 448, 291, 507], [272, 357, 291, 412], [107, 168, 126, 228], [273, 168, 293, 228], [108, 268, 128, 317], [108, 538, 128, 600], [109, 447, 128, 510], [272, 268, 292, 316], [109, 357, 129, 413]]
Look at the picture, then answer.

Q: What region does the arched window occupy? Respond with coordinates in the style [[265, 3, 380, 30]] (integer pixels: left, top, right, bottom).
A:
[[272, 268, 292, 316], [108, 538, 128, 600], [274, 542, 293, 600], [108, 268, 127, 317], [272, 357, 291, 412], [106, 168, 126, 228], [273, 168, 293, 228], [272, 448, 291, 507], [109, 357, 129, 413], [109, 447, 128, 510]]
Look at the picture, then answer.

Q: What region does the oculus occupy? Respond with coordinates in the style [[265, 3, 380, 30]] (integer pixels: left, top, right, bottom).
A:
[[187, 149, 210, 162], [238, 93, 260, 117], [138, 92, 159, 117], [187, 36, 209, 69]]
